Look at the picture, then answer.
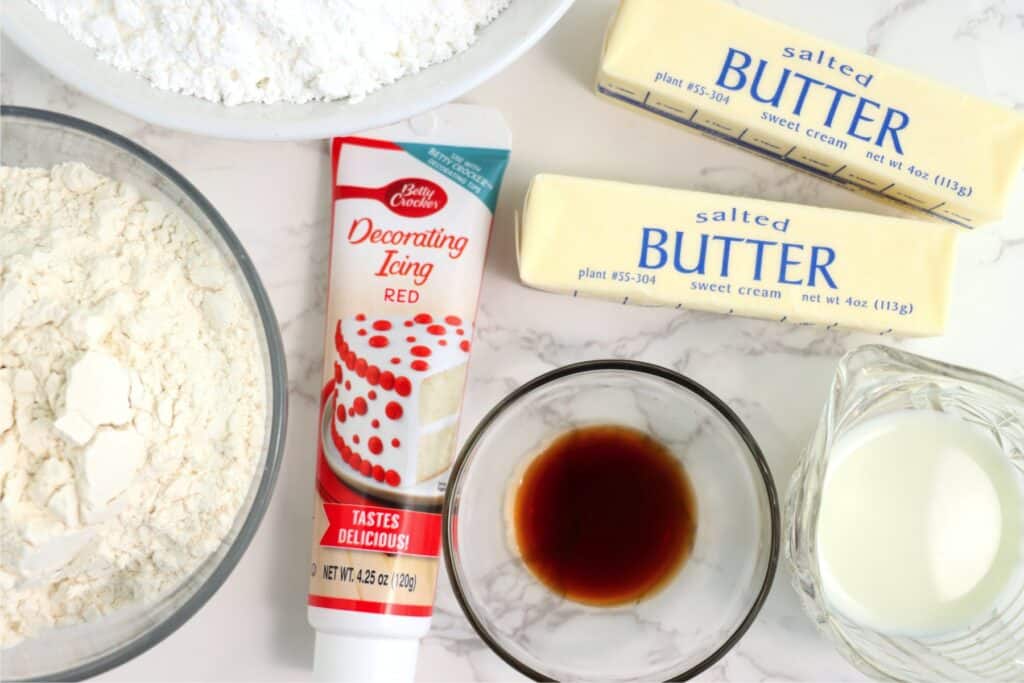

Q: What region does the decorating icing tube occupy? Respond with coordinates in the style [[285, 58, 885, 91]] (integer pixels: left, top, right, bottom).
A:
[[309, 105, 510, 682], [517, 174, 958, 336]]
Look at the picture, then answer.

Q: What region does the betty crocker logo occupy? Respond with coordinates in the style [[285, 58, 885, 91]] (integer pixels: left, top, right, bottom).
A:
[[385, 178, 447, 217], [335, 178, 448, 218]]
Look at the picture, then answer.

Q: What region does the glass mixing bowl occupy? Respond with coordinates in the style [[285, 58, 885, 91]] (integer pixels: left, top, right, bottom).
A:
[[443, 360, 779, 681], [0, 106, 287, 681]]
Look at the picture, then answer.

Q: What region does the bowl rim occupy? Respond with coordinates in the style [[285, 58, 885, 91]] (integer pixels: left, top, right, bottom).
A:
[[1, 105, 288, 682], [442, 359, 780, 682]]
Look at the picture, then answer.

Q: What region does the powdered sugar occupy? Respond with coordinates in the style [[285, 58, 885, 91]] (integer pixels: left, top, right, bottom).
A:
[[28, 0, 513, 106], [0, 163, 266, 647]]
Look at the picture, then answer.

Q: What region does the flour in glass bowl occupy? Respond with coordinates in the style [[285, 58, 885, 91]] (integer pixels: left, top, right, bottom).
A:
[[0, 162, 266, 647], [28, 0, 514, 106]]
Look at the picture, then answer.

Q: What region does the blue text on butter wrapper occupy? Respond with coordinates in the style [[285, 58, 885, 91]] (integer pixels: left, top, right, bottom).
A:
[[637, 209, 838, 288], [714, 46, 909, 155]]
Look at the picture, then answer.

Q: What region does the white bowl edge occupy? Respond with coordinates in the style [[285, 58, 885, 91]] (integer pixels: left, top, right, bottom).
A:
[[1, 0, 575, 141]]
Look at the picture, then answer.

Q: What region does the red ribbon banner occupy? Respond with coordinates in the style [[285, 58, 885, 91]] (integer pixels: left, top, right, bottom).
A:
[[319, 503, 442, 558]]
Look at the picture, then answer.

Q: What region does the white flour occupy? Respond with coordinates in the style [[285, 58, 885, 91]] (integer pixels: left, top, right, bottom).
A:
[[0, 163, 266, 647], [29, 0, 513, 105]]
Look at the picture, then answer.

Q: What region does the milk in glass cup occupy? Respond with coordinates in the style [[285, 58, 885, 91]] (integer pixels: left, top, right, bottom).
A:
[[787, 345, 1024, 682]]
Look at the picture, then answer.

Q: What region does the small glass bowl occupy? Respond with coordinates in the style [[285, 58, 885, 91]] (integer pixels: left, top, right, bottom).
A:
[[443, 360, 779, 681], [787, 345, 1024, 682], [0, 106, 287, 681]]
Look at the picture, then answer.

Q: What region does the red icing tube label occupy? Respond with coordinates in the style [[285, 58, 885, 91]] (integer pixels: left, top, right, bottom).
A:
[[309, 108, 510, 617], [319, 504, 442, 557]]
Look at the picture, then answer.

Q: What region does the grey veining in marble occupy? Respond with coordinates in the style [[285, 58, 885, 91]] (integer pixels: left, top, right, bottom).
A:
[[2, 0, 1024, 680]]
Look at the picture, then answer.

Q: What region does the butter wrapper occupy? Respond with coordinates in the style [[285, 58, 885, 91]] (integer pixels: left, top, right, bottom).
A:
[[596, 0, 1024, 228], [517, 174, 957, 336]]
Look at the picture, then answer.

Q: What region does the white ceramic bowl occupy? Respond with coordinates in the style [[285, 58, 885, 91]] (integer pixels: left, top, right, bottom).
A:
[[1, 0, 574, 141]]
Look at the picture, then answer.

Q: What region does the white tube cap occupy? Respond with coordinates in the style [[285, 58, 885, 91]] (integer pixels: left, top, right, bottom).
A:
[[313, 632, 419, 682]]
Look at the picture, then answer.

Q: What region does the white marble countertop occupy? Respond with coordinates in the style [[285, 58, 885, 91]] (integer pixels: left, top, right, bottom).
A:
[[3, 0, 1024, 680]]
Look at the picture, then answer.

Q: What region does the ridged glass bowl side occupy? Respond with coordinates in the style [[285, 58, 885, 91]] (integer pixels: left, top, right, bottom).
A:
[[786, 345, 1024, 682]]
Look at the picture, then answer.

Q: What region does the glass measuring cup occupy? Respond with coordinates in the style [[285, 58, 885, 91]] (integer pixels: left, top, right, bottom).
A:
[[786, 345, 1024, 682]]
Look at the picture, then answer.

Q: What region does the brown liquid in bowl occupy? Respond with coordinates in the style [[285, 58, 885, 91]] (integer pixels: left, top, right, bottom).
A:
[[512, 424, 697, 606]]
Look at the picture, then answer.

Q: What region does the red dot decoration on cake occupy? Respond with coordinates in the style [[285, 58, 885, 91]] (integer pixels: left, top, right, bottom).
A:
[[353, 397, 368, 415], [332, 314, 474, 489]]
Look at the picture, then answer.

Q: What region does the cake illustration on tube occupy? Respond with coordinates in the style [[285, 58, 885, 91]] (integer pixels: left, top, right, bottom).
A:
[[332, 313, 471, 489]]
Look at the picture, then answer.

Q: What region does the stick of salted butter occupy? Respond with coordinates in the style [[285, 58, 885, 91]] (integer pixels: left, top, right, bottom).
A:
[[596, 0, 1024, 228], [517, 174, 958, 336]]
